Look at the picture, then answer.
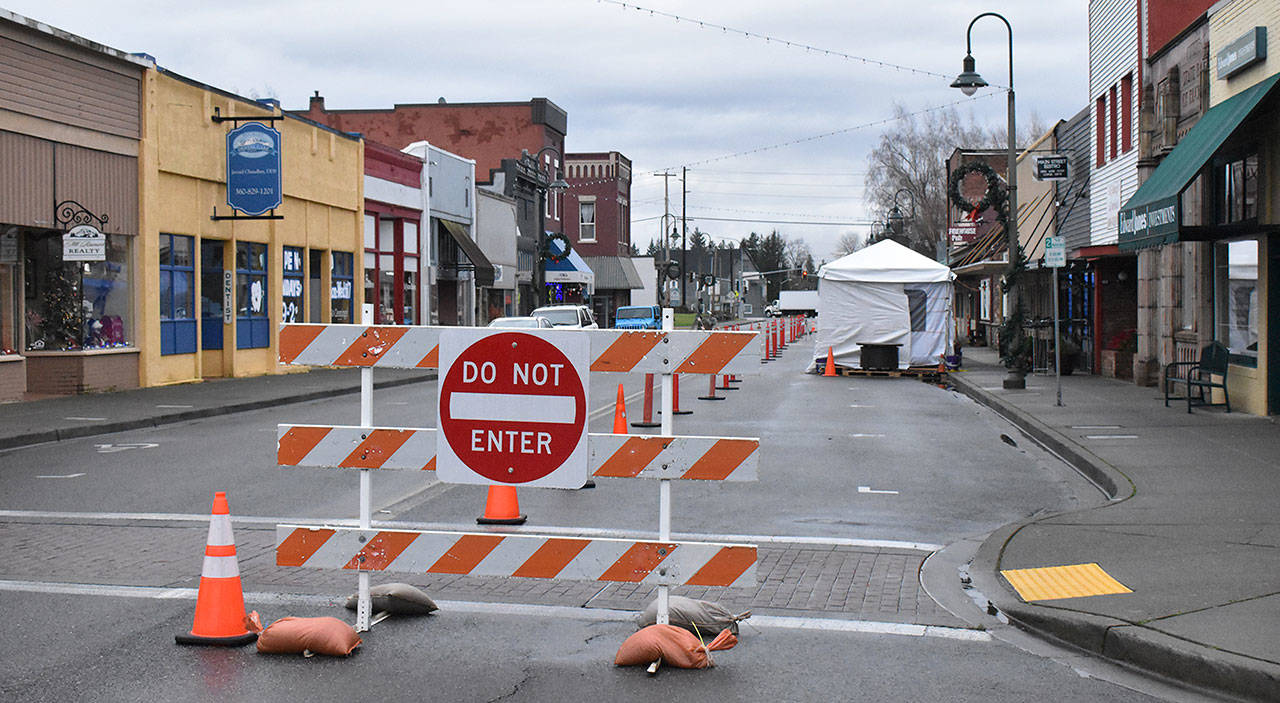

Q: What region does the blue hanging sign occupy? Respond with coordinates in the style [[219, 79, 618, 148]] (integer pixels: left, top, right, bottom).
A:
[[225, 122, 282, 216]]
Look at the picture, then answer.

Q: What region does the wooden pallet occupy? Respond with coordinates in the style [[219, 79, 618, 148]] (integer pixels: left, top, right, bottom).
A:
[[831, 365, 944, 379]]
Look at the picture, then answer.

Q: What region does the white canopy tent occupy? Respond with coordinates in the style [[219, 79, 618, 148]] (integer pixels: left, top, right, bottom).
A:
[[812, 239, 955, 371]]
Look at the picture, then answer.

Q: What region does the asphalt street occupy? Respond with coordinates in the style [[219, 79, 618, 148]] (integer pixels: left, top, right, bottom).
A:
[[0, 336, 1209, 701]]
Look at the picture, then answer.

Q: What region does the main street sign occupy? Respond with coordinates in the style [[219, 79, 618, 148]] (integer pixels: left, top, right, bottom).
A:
[[436, 329, 589, 488], [1034, 155, 1069, 181]]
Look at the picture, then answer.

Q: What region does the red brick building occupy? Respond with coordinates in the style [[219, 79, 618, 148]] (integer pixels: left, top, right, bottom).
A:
[[564, 151, 642, 325]]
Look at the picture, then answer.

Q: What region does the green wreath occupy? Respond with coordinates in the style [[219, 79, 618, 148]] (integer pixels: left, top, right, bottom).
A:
[[542, 232, 572, 263], [948, 161, 1006, 214]]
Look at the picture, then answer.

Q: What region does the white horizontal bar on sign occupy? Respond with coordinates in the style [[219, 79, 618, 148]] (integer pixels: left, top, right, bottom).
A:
[[277, 425, 758, 481], [275, 525, 757, 588], [449, 393, 577, 424], [277, 324, 762, 376]]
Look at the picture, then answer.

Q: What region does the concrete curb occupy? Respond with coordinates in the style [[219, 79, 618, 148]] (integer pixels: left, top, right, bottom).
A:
[[954, 370, 1280, 701], [947, 371, 1131, 500], [0, 372, 435, 452]]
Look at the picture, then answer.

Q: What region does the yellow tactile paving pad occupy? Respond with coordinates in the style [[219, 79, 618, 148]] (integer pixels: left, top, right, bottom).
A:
[[1001, 563, 1133, 601]]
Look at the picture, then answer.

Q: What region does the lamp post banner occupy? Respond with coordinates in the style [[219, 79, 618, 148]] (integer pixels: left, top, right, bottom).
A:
[[226, 122, 283, 216]]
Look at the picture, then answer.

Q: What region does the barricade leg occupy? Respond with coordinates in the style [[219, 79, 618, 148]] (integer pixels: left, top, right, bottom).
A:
[[631, 373, 661, 428]]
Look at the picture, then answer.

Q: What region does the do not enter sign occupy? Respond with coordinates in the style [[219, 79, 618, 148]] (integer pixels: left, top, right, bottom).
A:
[[436, 329, 589, 488]]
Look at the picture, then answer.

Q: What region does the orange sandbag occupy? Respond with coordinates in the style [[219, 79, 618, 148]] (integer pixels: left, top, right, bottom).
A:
[[614, 624, 738, 669], [256, 616, 362, 657]]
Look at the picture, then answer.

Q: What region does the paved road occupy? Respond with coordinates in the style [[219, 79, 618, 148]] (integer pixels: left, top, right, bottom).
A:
[[0, 336, 1203, 701]]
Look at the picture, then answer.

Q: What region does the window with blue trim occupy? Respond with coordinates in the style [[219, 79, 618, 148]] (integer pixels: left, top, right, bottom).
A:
[[282, 246, 304, 324], [235, 242, 269, 349], [331, 252, 354, 323], [159, 234, 196, 355]]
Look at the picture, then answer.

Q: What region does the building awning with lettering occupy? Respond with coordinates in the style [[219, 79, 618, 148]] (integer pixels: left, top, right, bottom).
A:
[[1118, 73, 1280, 252], [439, 219, 496, 287], [544, 235, 594, 285]]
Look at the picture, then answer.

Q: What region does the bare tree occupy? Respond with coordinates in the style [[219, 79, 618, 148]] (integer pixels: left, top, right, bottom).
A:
[[834, 231, 863, 256], [864, 104, 1051, 256]]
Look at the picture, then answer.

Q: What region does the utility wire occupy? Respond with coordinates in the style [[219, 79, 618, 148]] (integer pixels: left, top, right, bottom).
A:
[[600, 0, 962, 84], [659, 92, 997, 170]]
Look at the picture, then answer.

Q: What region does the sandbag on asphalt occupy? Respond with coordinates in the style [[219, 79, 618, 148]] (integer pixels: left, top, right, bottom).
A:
[[635, 595, 750, 636], [343, 582, 438, 616], [256, 617, 362, 657], [615, 624, 737, 669]]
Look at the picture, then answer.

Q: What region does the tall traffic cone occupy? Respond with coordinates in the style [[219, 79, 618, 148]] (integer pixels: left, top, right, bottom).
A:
[[823, 347, 837, 377], [477, 486, 527, 525], [176, 492, 258, 646], [612, 383, 628, 433]]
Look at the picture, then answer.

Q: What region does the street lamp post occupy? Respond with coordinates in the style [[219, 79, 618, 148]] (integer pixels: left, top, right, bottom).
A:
[[951, 11, 1025, 390], [886, 188, 915, 236], [533, 146, 569, 309]]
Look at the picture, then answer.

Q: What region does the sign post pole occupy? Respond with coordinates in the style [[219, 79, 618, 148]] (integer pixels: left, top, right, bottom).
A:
[[657, 307, 675, 626], [1045, 237, 1066, 407], [356, 302, 374, 631]]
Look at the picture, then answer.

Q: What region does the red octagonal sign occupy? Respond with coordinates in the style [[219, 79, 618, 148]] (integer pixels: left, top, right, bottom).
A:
[[436, 329, 589, 488]]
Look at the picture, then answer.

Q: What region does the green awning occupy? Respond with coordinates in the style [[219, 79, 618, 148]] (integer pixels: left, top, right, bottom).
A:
[[1119, 72, 1280, 251]]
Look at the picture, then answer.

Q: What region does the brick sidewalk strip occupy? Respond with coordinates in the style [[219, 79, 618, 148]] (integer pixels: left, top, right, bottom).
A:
[[0, 519, 965, 629]]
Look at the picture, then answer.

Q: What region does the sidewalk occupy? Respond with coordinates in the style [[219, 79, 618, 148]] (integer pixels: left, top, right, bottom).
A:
[[950, 347, 1280, 701], [0, 368, 434, 451]]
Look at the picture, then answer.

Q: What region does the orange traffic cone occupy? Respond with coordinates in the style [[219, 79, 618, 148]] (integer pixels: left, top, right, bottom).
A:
[[823, 347, 837, 377], [613, 383, 628, 433], [477, 486, 527, 524], [176, 492, 259, 646]]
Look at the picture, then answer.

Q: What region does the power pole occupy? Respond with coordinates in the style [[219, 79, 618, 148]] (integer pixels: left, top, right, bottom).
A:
[[681, 166, 688, 310], [653, 171, 675, 306]]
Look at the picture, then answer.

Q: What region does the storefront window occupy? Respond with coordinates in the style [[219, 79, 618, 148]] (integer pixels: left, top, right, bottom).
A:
[[24, 231, 132, 352], [331, 252, 353, 323], [1218, 153, 1258, 224], [1214, 239, 1258, 363], [159, 234, 195, 355], [1, 231, 18, 355], [282, 246, 303, 324], [235, 241, 268, 349]]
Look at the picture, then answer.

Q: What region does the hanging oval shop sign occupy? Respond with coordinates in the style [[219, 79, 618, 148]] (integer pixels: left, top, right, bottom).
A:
[[226, 122, 283, 216], [62, 224, 106, 262]]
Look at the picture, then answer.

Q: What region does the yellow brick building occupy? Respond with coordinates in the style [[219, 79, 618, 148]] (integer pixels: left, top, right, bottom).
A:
[[138, 69, 364, 386]]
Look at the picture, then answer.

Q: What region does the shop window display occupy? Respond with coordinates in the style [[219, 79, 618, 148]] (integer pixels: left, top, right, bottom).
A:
[[235, 241, 269, 349], [331, 252, 353, 323], [282, 246, 304, 323], [1, 231, 18, 355], [1215, 239, 1258, 362], [23, 231, 131, 352]]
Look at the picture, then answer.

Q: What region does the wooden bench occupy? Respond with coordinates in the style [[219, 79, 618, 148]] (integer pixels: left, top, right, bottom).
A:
[[1163, 341, 1231, 413]]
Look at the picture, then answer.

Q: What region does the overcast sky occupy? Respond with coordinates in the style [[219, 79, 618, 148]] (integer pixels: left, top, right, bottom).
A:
[[9, 0, 1089, 261]]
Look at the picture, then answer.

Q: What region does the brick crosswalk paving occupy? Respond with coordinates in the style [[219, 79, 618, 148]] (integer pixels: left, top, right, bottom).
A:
[[0, 516, 965, 628]]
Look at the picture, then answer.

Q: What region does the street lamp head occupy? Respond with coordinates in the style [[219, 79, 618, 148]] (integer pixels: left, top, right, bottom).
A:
[[887, 205, 904, 234], [548, 174, 570, 192], [950, 53, 987, 96]]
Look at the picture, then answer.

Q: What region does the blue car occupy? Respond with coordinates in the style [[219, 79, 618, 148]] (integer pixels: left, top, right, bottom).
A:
[[613, 305, 661, 329]]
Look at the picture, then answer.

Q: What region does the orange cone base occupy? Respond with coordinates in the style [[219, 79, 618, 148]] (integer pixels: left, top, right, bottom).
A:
[[477, 486, 527, 525], [175, 630, 258, 647]]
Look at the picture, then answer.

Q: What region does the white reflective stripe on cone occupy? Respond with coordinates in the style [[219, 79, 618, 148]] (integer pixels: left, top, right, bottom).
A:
[[206, 515, 234, 547], [201, 555, 241, 579]]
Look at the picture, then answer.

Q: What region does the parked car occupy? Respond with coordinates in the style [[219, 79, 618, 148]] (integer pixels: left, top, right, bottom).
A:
[[487, 316, 554, 329], [530, 304, 598, 329], [612, 305, 661, 330]]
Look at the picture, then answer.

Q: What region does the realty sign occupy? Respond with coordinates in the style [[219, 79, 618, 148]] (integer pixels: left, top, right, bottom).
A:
[[436, 329, 589, 488], [62, 224, 105, 261]]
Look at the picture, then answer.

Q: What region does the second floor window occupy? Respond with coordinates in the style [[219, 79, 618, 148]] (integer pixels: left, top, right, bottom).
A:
[[579, 201, 596, 242]]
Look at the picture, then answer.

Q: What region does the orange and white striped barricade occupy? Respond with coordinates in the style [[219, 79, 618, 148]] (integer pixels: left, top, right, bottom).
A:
[[278, 425, 758, 482], [276, 312, 761, 630], [276, 527, 755, 589]]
